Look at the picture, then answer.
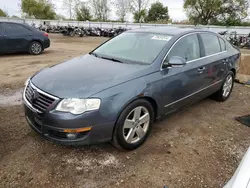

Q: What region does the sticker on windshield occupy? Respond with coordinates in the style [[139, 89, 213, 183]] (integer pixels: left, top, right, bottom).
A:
[[151, 35, 172, 41]]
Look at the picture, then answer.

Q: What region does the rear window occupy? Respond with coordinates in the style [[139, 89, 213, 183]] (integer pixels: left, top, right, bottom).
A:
[[200, 33, 221, 56]]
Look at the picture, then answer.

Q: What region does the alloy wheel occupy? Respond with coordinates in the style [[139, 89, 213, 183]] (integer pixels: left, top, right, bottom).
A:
[[222, 74, 233, 98], [123, 106, 150, 144], [31, 43, 42, 54]]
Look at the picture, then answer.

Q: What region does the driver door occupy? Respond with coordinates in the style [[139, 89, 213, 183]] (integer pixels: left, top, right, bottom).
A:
[[161, 33, 206, 114]]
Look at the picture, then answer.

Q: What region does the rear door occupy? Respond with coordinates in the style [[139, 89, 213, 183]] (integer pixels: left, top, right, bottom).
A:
[[198, 33, 227, 95], [4, 23, 33, 52], [0, 23, 6, 53]]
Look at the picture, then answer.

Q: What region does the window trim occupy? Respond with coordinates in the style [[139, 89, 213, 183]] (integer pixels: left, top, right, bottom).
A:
[[199, 33, 223, 56], [161, 31, 228, 70], [218, 36, 227, 52], [5, 23, 32, 35], [0, 23, 6, 35]]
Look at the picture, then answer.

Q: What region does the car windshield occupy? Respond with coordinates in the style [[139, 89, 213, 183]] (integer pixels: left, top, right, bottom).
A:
[[92, 32, 172, 64]]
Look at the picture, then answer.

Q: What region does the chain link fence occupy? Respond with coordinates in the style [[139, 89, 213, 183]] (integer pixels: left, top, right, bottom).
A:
[[1, 17, 250, 35]]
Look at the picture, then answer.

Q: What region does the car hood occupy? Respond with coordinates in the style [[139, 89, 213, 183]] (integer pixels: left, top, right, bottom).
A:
[[224, 147, 250, 188], [31, 54, 151, 98]]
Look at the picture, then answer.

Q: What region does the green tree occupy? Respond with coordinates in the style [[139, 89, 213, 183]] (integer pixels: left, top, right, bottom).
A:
[[146, 2, 169, 22], [21, 0, 56, 19], [184, 0, 249, 26], [133, 9, 147, 23], [184, 0, 222, 25], [218, 0, 249, 26], [130, 0, 150, 23], [0, 9, 8, 17], [76, 3, 92, 21]]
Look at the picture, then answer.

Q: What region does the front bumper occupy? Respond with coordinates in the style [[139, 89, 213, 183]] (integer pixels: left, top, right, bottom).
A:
[[24, 103, 115, 146]]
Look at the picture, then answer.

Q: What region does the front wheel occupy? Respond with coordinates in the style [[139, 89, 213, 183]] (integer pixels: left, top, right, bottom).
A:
[[212, 71, 235, 101], [112, 99, 154, 150]]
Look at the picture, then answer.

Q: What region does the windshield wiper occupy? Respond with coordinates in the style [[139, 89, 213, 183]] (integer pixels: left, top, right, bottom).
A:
[[100, 56, 125, 64], [90, 52, 125, 64], [89, 52, 100, 58]]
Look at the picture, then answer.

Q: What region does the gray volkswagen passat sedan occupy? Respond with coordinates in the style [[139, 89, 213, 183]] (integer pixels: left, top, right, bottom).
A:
[[23, 28, 240, 150]]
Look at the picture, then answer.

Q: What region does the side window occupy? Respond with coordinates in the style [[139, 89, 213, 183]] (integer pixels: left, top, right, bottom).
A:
[[0, 23, 4, 35], [164, 34, 200, 65], [219, 37, 226, 51], [200, 33, 221, 55], [5, 23, 31, 36]]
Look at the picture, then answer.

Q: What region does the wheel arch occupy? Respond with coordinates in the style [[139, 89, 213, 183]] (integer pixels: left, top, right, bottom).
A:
[[112, 96, 159, 137], [30, 40, 44, 50], [230, 68, 236, 77]]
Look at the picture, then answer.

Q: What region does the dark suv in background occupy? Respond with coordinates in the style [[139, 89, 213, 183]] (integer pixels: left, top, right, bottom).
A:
[[0, 22, 50, 55]]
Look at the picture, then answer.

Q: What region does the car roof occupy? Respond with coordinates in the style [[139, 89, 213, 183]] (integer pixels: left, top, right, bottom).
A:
[[0, 21, 35, 29], [0, 21, 31, 27], [127, 27, 211, 36]]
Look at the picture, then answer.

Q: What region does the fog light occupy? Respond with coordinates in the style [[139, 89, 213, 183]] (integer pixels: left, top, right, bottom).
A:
[[66, 133, 78, 140]]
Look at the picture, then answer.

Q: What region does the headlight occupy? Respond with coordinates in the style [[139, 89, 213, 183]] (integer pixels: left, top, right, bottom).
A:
[[55, 98, 101, 115]]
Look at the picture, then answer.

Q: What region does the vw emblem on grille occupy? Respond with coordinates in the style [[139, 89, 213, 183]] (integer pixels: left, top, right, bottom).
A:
[[31, 90, 39, 102]]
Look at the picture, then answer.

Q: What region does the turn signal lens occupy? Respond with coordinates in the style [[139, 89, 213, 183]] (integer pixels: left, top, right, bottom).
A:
[[63, 127, 92, 133]]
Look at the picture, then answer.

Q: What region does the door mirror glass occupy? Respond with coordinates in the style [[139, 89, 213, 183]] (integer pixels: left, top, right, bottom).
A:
[[168, 56, 186, 67]]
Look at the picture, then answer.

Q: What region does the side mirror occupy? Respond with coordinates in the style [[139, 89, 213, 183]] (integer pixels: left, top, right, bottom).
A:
[[168, 56, 186, 67]]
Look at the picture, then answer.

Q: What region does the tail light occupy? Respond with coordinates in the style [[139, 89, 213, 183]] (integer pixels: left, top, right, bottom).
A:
[[44, 32, 49, 37]]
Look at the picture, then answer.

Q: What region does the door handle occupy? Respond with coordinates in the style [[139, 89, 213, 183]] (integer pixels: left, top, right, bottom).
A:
[[198, 67, 206, 71], [223, 59, 229, 64]]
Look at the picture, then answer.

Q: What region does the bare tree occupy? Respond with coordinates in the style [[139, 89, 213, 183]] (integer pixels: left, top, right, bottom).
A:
[[114, 0, 130, 22], [130, 0, 150, 22], [90, 0, 109, 21], [63, 0, 79, 20]]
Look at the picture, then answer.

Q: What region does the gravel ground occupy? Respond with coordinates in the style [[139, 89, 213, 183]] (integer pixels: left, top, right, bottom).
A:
[[0, 34, 250, 188]]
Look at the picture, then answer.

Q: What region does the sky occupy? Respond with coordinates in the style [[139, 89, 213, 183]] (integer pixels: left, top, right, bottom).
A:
[[0, 0, 187, 21]]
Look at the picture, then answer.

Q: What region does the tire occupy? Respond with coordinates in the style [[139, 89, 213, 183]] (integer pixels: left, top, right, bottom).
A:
[[29, 41, 43, 55], [212, 71, 235, 102], [112, 99, 154, 150]]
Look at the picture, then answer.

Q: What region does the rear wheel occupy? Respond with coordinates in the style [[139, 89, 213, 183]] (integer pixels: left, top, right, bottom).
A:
[[212, 71, 234, 101], [112, 99, 154, 150], [29, 41, 43, 55]]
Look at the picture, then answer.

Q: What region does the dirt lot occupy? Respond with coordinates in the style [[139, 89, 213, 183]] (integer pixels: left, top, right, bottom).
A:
[[1, 34, 250, 188]]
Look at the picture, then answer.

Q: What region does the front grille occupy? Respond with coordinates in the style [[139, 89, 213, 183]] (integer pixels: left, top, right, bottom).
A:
[[25, 82, 56, 113]]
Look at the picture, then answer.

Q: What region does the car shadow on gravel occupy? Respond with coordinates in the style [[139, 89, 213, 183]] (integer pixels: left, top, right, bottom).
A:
[[0, 50, 53, 57]]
